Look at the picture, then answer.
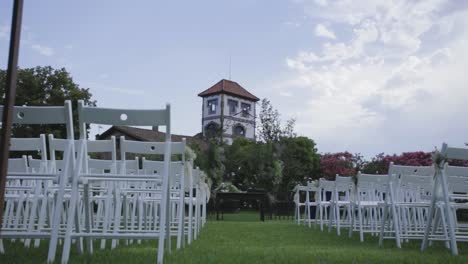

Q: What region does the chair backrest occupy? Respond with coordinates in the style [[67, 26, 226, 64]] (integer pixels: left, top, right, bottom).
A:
[[0, 101, 74, 139], [356, 172, 388, 201], [335, 175, 354, 191], [142, 160, 184, 186], [306, 181, 319, 192], [440, 144, 468, 194], [124, 137, 186, 186], [335, 175, 354, 201], [47, 135, 76, 172], [318, 178, 334, 202], [119, 158, 139, 174], [441, 143, 468, 161], [388, 163, 434, 202], [48, 134, 117, 173], [84, 136, 117, 173], [77, 100, 170, 140], [9, 135, 48, 173], [446, 165, 468, 194], [389, 163, 433, 188], [8, 156, 28, 173], [357, 173, 388, 188]]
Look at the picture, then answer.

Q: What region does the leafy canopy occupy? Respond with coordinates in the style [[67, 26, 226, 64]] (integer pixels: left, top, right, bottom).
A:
[[0, 66, 96, 139]]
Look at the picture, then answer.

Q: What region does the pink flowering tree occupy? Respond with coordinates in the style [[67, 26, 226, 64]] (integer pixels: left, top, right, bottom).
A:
[[363, 151, 468, 174], [319, 152, 364, 180]]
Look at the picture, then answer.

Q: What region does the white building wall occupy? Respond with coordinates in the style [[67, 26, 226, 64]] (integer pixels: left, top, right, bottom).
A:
[[222, 95, 255, 123], [201, 93, 256, 143], [222, 94, 256, 140]]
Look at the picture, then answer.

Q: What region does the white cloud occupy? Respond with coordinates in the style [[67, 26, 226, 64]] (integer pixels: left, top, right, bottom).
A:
[[279, 91, 293, 97], [315, 23, 336, 39], [282, 1, 468, 156], [31, 44, 54, 56]]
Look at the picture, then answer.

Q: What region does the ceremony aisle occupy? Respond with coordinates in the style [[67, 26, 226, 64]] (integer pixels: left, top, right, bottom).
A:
[[2, 212, 468, 263]]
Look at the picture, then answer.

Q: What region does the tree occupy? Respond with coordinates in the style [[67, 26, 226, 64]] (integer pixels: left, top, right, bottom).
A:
[[258, 98, 282, 142], [278, 136, 320, 193], [224, 138, 283, 192], [362, 152, 433, 174], [0, 66, 96, 139], [194, 139, 225, 188], [319, 152, 361, 180], [224, 138, 256, 190], [257, 98, 296, 143], [254, 141, 283, 192]]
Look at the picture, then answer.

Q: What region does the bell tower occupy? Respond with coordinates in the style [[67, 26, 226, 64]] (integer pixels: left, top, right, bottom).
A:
[[198, 79, 259, 144]]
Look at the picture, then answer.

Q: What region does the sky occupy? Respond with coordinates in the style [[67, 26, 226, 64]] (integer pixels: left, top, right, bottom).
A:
[[1, 0, 467, 158]]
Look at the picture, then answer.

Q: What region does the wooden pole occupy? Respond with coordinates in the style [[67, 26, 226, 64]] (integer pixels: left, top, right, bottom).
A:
[[0, 0, 24, 234]]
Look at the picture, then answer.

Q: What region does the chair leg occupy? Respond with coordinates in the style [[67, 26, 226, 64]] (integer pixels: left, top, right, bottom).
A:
[[349, 205, 354, 238], [320, 205, 324, 231], [336, 205, 341, 236], [358, 206, 364, 242]]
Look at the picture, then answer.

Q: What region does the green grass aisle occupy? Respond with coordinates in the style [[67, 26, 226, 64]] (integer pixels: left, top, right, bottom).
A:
[[167, 213, 468, 264], [2, 212, 468, 263]]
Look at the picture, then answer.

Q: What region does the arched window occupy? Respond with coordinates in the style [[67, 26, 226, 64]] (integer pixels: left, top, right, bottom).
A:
[[205, 122, 220, 137], [233, 124, 246, 137]]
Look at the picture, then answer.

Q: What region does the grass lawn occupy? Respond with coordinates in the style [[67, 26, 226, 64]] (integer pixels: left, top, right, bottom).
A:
[[1, 212, 468, 263]]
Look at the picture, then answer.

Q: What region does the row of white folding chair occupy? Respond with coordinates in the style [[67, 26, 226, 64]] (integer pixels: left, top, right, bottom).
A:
[[303, 177, 354, 235], [58, 136, 202, 253], [49, 99, 173, 264], [0, 100, 177, 264], [59, 134, 192, 263], [1, 101, 207, 264], [374, 159, 468, 253], [445, 165, 468, 235], [1, 135, 49, 253], [379, 164, 434, 248], [2, 141, 74, 260], [294, 185, 309, 225], [0, 101, 75, 262], [295, 171, 430, 244], [350, 172, 388, 242], [422, 143, 468, 256], [293, 176, 353, 232], [329, 175, 354, 236], [59, 135, 206, 262], [317, 179, 334, 231], [6, 135, 119, 258]]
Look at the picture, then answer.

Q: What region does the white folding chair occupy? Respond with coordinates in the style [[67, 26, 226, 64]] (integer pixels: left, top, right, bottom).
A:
[[350, 172, 388, 242], [140, 138, 186, 249], [2, 136, 48, 250], [317, 178, 334, 231], [379, 163, 434, 248], [59, 101, 171, 264], [422, 143, 468, 255], [0, 101, 75, 263], [329, 175, 354, 236]]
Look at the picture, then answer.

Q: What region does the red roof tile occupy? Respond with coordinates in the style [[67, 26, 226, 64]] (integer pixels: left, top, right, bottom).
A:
[[198, 79, 259, 101]]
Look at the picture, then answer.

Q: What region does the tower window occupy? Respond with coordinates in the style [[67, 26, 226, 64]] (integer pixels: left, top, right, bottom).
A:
[[207, 99, 218, 114], [205, 122, 220, 137], [241, 103, 251, 117], [233, 124, 246, 137], [228, 99, 239, 115]]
